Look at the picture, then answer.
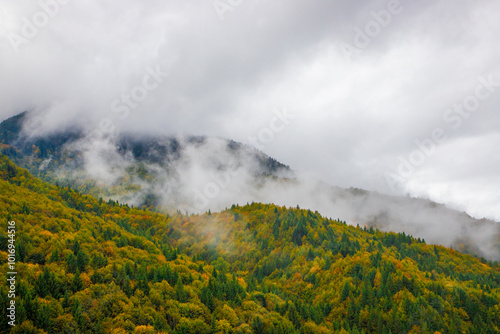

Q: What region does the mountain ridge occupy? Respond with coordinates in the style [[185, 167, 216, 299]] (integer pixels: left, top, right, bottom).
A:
[[0, 111, 291, 209], [0, 152, 500, 333], [1, 111, 499, 261]]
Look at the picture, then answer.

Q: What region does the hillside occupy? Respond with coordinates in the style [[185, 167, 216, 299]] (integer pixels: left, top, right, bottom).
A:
[[0, 112, 291, 209], [1, 112, 499, 262], [1, 153, 500, 333]]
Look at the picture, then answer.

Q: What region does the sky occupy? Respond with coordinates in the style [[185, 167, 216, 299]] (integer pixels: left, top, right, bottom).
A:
[[1, 0, 500, 221]]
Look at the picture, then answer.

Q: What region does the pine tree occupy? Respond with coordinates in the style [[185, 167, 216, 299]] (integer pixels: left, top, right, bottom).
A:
[[287, 303, 301, 329], [307, 247, 315, 261], [67, 253, 78, 273], [201, 287, 215, 312], [252, 316, 265, 333], [49, 248, 60, 263], [341, 281, 350, 302], [324, 256, 332, 270], [273, 217, 281, 239], [72, 240, 81, 255], [175, 276, 188, 303], [76, 250, 89, 272], [71, 270, 84, 292], [292, 221, 308, 246]]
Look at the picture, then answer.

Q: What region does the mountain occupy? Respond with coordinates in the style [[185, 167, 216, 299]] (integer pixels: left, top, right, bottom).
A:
[[0, 112, 291, 209], [1, 112, 499, 261], [0, 112, 289, 173], [1, 153, 500, 333]]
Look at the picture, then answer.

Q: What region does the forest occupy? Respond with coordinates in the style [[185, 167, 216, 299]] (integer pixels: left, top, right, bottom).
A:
[[1, 153, 500, 333]]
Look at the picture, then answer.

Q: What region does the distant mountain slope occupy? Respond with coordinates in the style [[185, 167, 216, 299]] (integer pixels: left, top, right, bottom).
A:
[[0, 112, 291, 209], [1, 153, 500, 333], [1, 111, 499, 261], [0, 112, 289, 172]]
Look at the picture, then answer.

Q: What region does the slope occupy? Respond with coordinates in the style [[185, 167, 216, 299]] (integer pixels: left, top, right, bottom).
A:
[[1, 153, 500, 333], [0, 112, 291, 210], [1, 111, 498, 262]]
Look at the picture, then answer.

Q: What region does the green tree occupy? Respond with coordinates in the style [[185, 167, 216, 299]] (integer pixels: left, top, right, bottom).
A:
[[174, 277, 188, 303], [71, 270, 84, 293], [341, 281, 350, 302], [76, 250, 89, 272], [67, 253, 78, 273]]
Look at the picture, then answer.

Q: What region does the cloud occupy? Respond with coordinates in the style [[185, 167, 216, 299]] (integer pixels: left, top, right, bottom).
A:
[[1, 0, 500, 222], [43, 133, 498, 260]]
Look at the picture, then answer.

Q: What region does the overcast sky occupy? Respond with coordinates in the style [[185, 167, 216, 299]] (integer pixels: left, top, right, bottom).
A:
[[1, 0, 499, 220]]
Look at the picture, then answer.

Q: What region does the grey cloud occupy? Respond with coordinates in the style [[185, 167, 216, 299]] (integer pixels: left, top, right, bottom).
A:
[[1, 0, 500, 222]]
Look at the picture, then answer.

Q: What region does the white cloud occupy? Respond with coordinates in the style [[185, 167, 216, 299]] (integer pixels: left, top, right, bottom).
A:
[[1, 0, 500, 221]]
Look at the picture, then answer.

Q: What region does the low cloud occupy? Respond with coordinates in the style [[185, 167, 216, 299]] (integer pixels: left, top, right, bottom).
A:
[[1, 0, 500, 244], [45, 133, 499, 260]]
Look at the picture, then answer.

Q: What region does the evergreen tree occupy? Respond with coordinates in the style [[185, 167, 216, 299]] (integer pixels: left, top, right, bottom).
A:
[[175, 276, 188, 303], [71, 270, 84, 292], [341, 281, 350, 302], [67, 253, 78, 273], [76, 250, 89, 272]]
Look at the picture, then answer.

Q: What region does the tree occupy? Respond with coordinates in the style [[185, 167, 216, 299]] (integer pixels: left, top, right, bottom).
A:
[[76, 250, 89, 272], [49, 249, 60, 263], [251, 316, 265, 334], [341, 281, 350, 302], [71, 270, 84, 292], [200, 287, 215, 312], [173, 318, 211, 334], [34, 266, 60, 298], [292, 221, 308, 246], [72, 240, 81, 255], [287, 303, 301, 329], [307, 248, 315, 261], [174, 277, 188, 303], [323, 256, 332, 270], [67, 253, 78, 273], [273, 217, 281, 239]]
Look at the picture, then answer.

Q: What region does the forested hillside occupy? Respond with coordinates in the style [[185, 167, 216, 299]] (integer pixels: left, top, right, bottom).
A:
[[1, 153, 500, 333], [2, 112, 499, 264], [0, 112, 290, 210]]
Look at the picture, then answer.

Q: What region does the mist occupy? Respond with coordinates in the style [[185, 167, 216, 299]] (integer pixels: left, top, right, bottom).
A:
[[1, 0, 500, 224], [41, 131, 498, 261]]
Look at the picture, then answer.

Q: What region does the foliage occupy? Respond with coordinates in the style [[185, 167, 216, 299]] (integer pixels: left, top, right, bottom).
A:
[[0, 154, 499, 333]]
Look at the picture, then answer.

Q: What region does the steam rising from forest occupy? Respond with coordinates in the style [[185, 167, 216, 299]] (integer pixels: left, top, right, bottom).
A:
[[47, 132, 499, 261]]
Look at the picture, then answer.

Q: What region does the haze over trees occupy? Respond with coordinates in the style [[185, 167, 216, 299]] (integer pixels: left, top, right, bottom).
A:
[[1, 154, 500, 333], [1, 112, 499, 262]]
